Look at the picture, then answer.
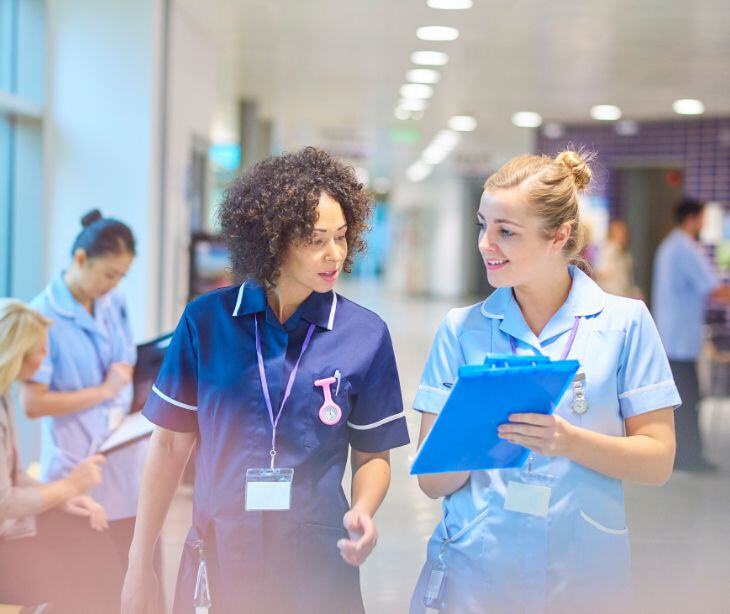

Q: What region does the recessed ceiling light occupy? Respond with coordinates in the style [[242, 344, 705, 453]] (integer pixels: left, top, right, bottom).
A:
[[394, 108, 411, 121], [406, 68, 441, 84], [673, 99, 705, 115], [590, 105, 622, 121], [399, 98, 428, 111], [416, 26, 459, 41], [427, 0, 473, 9], [411, 51, 449, 66], [400, 83, 434, 99], [448, 115, 477, 131], [511, 112, 543, 128], [407, 161, 434, 182]]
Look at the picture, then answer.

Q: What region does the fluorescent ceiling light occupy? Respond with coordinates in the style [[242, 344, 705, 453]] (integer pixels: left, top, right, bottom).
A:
[[407, 161, 434, 182], [433, 129, 460, 146], [511, 111, 543, 128], [448, 115, 477, 131], [427, 0, 473, 8], [407, 68, 441, 84], [400, 83, 434, 99], [416, 26, 459, 41], [590, 105, 622, 121], [399, 98, 428, 111], [673, 99, 705, 115], [422, 149, 448, 164], [411, 51, 449, 66]]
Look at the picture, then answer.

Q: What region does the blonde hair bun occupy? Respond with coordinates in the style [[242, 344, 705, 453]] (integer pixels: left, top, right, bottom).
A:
[[555, 150, 592, 191]]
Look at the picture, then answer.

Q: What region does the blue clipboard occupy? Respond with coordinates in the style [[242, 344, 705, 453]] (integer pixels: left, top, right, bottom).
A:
[[410, 355, 580, 475]]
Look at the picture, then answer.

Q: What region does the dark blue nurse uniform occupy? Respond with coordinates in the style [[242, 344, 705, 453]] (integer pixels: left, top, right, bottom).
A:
[[143, 280, 410, 614]]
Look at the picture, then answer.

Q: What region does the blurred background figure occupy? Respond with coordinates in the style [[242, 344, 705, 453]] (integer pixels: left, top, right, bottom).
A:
[[652, 199, 730, 473], [0, 299, 123, 613], [595, 219, 642, 298]]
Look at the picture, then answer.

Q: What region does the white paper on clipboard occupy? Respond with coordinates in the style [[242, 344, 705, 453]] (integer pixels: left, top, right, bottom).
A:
[[98, 412, 155, 454]]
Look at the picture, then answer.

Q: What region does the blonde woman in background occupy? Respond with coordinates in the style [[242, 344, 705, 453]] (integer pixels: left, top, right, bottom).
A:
[[0, 299, 123, 613]]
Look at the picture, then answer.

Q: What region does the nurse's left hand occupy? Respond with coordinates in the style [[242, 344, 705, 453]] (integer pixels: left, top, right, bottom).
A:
[[498, 413, 577, 457], [337, 508, 378, 566], [62, 494, 109, 531]]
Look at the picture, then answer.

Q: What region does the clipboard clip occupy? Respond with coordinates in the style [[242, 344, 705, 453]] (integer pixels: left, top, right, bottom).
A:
[[483, 354, 550, 369]]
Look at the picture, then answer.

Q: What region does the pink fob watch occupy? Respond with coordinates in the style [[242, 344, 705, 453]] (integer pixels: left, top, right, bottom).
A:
[[314, 376, 343, 426]]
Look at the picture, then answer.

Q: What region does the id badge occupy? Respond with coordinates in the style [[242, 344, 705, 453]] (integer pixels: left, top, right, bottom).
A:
[[504, 480, 551, 518], [245, 467, 294, 511]]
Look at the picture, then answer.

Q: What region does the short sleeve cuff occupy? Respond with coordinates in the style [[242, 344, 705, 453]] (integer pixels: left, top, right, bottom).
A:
[[413, 385, 451, 414], [142, 386, 198, 433], [348, 412, 410, 453], [29, 363, 52, 386], [619, 379, 681, 418]]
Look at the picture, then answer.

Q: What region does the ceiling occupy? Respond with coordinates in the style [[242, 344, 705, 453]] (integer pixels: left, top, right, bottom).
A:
[[178, 0, 730, 176]]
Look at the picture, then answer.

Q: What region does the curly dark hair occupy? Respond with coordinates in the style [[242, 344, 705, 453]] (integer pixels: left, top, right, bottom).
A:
[[219, 147, 372, 286]]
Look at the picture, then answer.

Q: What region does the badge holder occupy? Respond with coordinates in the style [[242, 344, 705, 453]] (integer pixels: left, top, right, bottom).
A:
[[247, 317, 313, 513], [245, 449, 294, 512], [423, 540, 448, 610], [193, 539, 212, 614], [504, 454, 554, 518]]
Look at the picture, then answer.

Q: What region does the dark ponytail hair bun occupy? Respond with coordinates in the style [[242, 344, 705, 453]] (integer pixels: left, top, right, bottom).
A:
[[80, 209, 103, 228], [71, 210, 136, 259]]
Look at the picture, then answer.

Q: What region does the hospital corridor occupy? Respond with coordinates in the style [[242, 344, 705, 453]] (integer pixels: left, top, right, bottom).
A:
[[3, 1, 730, 613]]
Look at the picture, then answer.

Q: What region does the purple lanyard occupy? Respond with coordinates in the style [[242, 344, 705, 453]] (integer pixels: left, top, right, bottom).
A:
[[254, 315, 315, 468], [509, 316, 581, 360]]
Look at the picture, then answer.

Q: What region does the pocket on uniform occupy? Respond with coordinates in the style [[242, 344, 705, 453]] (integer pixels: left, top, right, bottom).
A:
[[577, 509, 632, 599], [580, 509, 628, 535], [442, 503, 491, 544]]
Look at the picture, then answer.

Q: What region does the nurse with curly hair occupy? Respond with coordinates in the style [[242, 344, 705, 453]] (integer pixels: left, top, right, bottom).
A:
[[122, 147, 409, 614]]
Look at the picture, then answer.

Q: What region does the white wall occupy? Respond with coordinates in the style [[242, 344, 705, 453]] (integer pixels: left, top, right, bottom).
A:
[[45, 0, 163, 340], [158, 1, 218, 331], [390, 165, 469, 299]]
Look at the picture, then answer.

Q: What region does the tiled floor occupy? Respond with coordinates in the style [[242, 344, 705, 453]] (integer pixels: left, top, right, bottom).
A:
[[159, 282, 730, 613]]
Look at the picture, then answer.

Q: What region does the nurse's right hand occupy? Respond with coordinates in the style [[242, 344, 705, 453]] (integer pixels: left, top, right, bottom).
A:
[[121, 564, 159, 614], [66, 454, 106, 494], [102, 362, 134, 398]]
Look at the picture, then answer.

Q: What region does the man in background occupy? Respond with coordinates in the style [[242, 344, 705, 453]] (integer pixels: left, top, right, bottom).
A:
[[653, 198, 730, 472]]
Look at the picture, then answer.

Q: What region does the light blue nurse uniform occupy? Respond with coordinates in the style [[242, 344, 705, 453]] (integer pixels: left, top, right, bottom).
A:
[[30, 274, 145, 521], [411, 266, 680, 613], [652, 228, 719, 361]]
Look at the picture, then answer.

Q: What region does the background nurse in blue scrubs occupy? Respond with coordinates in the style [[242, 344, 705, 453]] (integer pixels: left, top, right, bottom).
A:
[[411, 151, 679, 613], [121, 147, 409, 614], [24, 210, 146, 573]]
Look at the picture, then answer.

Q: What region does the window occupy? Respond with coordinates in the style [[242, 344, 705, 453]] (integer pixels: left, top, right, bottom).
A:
[[0, 0, 44, 298]]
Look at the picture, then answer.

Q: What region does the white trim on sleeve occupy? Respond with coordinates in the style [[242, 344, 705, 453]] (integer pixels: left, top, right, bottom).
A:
[[347, 411, 405, 431], [152, 385, 198, 411], [418, 385, 451, 398], [618, 379, 675, 400]]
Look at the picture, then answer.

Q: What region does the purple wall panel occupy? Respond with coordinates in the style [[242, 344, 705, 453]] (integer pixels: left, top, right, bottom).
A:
[[536, 117, 730, 217]]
